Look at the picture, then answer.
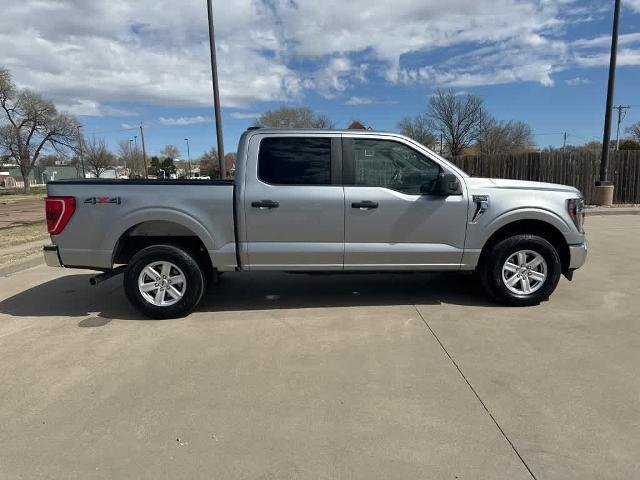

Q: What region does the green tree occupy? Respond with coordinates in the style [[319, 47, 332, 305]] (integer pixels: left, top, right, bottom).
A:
[[148, 156, 161, 176], [583, 141, 602, 151], [160, 157, 177, 176], [619, 139, 640, 150]]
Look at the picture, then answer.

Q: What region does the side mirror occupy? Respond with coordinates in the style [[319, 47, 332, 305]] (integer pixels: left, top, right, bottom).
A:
[[432, 172, 461, 196]]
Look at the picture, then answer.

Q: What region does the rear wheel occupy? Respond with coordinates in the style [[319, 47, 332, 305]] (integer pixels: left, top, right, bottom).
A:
[[480, 234, 561, 306], [124, 244, 205, 319]]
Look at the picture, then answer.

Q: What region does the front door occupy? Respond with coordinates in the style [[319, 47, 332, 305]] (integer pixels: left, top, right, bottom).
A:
[[243, 134, 345, 270], [343, 136, 469, 270]]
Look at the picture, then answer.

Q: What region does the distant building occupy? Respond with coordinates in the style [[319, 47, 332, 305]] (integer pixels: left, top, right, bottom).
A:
[[348, 121, 367, 130], [0, 174, 25, 189], [42, 166, 82, 182]]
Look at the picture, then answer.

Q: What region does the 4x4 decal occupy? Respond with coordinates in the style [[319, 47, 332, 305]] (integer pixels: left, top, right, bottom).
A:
[[84, 197, 121, 205]]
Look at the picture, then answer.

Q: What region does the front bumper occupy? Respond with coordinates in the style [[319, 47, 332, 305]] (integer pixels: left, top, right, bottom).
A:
[[568, 241, 588, 270], [43, 245, 63, 267]]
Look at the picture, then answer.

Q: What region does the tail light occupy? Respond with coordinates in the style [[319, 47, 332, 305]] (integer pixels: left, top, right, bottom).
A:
[[45, 196, 76, 235]]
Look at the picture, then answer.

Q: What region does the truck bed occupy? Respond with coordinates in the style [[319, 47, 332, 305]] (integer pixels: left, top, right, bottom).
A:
[[47, 180, 237, 271]]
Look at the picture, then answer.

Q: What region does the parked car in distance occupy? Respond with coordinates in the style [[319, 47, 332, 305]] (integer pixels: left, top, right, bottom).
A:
[[44, 128, 587, 318]]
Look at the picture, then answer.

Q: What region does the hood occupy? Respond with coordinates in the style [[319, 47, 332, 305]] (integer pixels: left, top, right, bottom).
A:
[[465, 177, 581, 195]]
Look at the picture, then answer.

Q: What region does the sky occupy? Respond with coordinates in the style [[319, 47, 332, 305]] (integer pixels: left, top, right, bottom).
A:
[[2, 0, 640, 159]]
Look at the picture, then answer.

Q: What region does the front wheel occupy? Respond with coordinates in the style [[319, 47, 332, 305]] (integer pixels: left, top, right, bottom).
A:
[[480, 234, 561, 306], [124, 244, 205, 319]]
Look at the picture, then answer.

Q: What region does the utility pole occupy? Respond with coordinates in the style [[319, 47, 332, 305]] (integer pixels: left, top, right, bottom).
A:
[[184, 138, 192, 178], [597, 0, 621, 206], [76, 125, 86, 178], [613, 105, 630, 150], [478, 107, 483, 155], [562, 132, 567, 150], [206, 0, 226, 179], [129, 139, 135, 176], [440, 132, 443, 155], [139, 123, 149, 178]]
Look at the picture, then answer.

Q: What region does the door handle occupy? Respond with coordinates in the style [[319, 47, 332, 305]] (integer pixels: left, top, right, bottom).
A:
[[351, 200, 378, 210], [251, 199, 279, 209]]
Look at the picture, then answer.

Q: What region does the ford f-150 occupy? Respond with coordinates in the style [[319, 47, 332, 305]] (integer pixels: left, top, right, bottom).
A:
[[43, 128, 587, 318]]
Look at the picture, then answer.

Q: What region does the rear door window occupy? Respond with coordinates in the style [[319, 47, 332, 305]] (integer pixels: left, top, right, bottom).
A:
[[258, 137, 331, 185]]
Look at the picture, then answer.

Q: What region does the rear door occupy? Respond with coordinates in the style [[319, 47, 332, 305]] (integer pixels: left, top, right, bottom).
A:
[[242, 133, 344, 270], [342, 135, 469, 270]]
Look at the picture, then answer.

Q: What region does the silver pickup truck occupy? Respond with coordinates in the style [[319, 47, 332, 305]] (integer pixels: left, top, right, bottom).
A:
[[44, 128, 587, 318]]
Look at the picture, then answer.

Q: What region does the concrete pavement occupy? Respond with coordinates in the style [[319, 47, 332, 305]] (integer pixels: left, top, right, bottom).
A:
[[0, 215, 639, 479]]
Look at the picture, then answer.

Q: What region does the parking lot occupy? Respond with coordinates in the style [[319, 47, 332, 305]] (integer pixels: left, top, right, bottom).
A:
[[0, 215, 638, 479]]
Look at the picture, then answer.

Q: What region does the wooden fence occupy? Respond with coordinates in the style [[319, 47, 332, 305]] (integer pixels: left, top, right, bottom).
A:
[[448, 150, 640, 204]]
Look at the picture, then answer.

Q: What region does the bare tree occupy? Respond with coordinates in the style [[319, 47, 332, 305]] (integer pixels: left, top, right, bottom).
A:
[[117, 139, 144, 177], [84, 137, 115, 178], [397, 115, 436, 149], [427, 89, 483, 156], [198, 148, 219, 177], [626, 121, 640, 142], [0, 67, 78, 191], [160, 144, 180, 160], [478, 118, 535, 155], [223, 152, 236, 176], [38, 154, 60, 167], [255, 106, 334, 129]]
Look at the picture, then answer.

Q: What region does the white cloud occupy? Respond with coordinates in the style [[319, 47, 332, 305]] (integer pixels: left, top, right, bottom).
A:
[[572, 33, 640, 49], [1, 0, 638, 116], [573, 33, 640, 68], [346, 96, 375, 105], [229, 112, 261, 120], [159, 115, 212, 126], [345, 96, 397, 106], [565, 77, 592, 86], [627, 0, 640, 13]]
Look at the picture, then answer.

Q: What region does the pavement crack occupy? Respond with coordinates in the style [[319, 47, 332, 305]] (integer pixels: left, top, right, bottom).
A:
[[413, 305, 538, 480]]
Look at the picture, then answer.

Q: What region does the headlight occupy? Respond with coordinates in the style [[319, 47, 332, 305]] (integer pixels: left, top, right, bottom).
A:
[[567, 197, 585, 232]]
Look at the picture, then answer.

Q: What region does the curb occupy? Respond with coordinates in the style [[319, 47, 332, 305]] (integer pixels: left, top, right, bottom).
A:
[[586, 209, 640, 216], [0, 240, 47, 257], [0, 255, 44, 277]]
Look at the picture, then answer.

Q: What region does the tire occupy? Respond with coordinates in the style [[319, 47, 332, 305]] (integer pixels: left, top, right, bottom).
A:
[[480, 234, 561, 306], [124, 244, 205, 319]]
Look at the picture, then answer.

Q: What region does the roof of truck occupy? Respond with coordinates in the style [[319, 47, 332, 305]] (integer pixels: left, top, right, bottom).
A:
[[245, 127, 400, 136]]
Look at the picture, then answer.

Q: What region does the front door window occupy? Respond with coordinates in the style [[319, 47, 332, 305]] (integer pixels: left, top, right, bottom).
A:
[[352, 139, 441, 194]]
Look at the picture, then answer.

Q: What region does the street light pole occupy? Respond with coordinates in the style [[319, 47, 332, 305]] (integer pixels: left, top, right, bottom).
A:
[[184, 138, 192, 178], [206, 0, 226, 179], [139, 123, 149, 178], [76, 125, 86, 178], [596, 0, 622, 206]]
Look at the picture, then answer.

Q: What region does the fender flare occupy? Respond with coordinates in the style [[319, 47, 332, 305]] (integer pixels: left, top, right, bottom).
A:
[[104, 207, 216, 255], [480, 207, 572, 246]]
